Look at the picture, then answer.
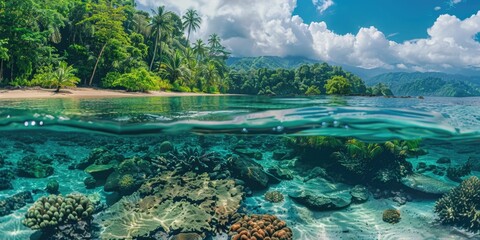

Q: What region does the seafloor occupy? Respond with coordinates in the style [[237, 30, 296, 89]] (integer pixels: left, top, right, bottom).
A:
[[0, 130, 479, 240]]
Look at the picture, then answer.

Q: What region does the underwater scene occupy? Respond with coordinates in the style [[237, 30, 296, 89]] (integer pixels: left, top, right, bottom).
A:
[[0, 95, 480, 240]]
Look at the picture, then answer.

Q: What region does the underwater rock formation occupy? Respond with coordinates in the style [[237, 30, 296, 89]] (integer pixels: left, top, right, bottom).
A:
[[268, 166, 294, 180], [77, 148, 123, 170], [23, 193, 94, 230], [382, 209, 401, 224], [350, 185, 369, 203], [228, 214, 293, 240], [0, 191, 33, 217], [434, 176, 480, 233], [289, 190, 351, 211], [17, 155, 54, 178], [265, 191, 284, 203], [46, 179, 60, 194], [401, 173, 456, 195], [97, 171, 244, 239], [159, 141, 174, 154], [104, 157, 153, 194], [0, 168, 15, 190], [446, 162, 471, 182], [228, 156, 269, 190]]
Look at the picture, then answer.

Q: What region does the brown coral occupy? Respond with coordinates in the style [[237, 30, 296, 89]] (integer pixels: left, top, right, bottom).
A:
[[382, 209, 401, 224], [229, 214, 293, 240]]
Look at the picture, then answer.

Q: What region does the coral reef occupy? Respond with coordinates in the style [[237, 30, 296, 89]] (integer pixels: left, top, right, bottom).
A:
[[38, 220, 99, 240], [382, 209, 401, 224], [0, 191, 33, 217], [228, 214, 293, 240], [434, 176, 480, 232], [265, 191, 284, 203], [97, 171, 244, 239], [23, 193, 94, 230], [17, 155, 54, 178], [446, 162, 471, 182]]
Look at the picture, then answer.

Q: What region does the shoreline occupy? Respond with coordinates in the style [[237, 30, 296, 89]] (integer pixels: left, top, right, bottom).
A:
[[0, 87, 232, 99]]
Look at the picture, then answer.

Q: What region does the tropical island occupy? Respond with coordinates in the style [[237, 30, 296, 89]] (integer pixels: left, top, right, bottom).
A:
[[0, 0, 392, 97]]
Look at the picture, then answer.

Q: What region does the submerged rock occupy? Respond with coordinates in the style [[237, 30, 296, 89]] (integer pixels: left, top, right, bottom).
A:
[[268, 166, 294, 180], [272, 149, 292, 160], [401, 173, 456, 194], [0, 191, 33, 217], [84, 164, 115, 180], [17, 155, 54, 178], [45, 179, 59, 194], [350, 185, 369, 203], [436, 157, 451, 164], [159, 141, 174, 154], [289, 190, 351, 211], [382, 209, 401, 224], [228, 156, 269, 190], [0, 168, 15, 190]]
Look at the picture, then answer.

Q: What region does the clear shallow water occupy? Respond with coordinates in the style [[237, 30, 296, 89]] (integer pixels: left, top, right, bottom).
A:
[[0, 95, 479, 240]]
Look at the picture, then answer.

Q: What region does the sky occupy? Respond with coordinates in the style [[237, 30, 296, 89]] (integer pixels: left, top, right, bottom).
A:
[[135, 0, 480, 74]]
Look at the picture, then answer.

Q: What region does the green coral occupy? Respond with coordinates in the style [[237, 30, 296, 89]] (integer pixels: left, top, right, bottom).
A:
[[434, 176, 480, 232], [118, 174, 135, 192], [17, 155, 54, 178], [23, 193, 94, 230]]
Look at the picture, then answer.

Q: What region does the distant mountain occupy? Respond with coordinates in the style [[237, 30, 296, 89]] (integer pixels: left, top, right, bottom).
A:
[[367, 72, 480, 97], [227, 56, 317, 70]]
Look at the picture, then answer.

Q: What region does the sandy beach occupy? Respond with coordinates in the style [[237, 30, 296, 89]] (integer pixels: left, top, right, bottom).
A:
[[0, 88, 225, 99]]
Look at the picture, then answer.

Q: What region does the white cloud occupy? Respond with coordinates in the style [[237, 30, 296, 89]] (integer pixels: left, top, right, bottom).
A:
[[312, 0, 334, 14], [135, 0, 480, 73], [434, 6, 441, 11], [450, 0, 462, 5]]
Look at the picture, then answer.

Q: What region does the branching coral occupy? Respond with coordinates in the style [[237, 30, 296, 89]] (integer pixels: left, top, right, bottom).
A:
[[265, 191, 284, 203], [229, 214, 293, 240], [434, 176, 480, 232], [23, 194, 94, 230]]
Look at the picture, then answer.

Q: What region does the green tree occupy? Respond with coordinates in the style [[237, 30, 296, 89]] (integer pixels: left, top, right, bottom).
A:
[[324, 76, 351, 95], [148, 6, 173, 71], [79, 2, 129, 86], [305, 85, 321, 95], [192, 39, 207, 60], [160, 50, 189, 85], [182, 9, 201, 43], [31, 62, 79, 92]]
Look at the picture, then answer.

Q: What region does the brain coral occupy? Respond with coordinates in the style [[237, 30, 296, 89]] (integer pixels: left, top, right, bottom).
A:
[[229, 214, 293, 240]]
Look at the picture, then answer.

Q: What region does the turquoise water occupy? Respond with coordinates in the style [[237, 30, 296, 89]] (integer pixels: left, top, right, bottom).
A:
[[0, 96, 479, 239]]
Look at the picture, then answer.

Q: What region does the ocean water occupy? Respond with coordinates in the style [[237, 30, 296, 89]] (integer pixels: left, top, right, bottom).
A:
[[0, 95, 479, 240]]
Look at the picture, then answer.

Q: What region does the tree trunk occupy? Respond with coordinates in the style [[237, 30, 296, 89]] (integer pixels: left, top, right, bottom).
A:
[[149, 32, 159, 71], [89, 42, 107, 86], [55, 85, 61, 93], [0, 60, 3, 83]]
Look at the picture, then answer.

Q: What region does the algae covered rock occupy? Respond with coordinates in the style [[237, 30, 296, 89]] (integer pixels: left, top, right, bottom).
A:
[[350, 185, 369, 203], [401, 173, 456, 195], [17, 155, 54, 178], [104, 157, 153, 194], [382, 209, 401, 224], [228, 156, 269, 190], [84, 163, 115, 180], [77, 148, 123, 169], [289, 190, 351, 211], [434, 176, 480, 233], [22, 193, 94, 230], [0, 168, 15, 190], [229, 214, 293, 240], [97, 171, 244, 239], [46, 179, 60, 194], [0, 191, 33, 217], [159, 141, 174, 154]]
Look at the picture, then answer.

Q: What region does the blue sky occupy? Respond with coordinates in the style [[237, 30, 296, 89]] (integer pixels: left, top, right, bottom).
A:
[[136, 0, 480, 74], [294, 0, 480, 42]]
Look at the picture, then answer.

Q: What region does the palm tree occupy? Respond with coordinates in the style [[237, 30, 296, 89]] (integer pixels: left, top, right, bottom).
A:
[[160, 50, 189, 85], [50, 62, 80, 92], [182, 9, 202, 43], [192, 39, 207, 60], [149, 6, 173, 71], [208, 33, 221, 49]]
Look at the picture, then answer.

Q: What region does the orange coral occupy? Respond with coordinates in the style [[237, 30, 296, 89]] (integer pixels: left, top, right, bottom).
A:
[[229, 214, 293, 240]]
